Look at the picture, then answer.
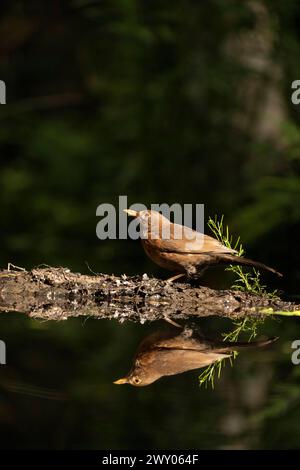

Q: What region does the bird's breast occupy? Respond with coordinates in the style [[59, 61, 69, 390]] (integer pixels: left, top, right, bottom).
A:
[[141, 240, 190, 273]]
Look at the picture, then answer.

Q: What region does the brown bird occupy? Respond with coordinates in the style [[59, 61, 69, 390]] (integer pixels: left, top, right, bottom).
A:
[[125, 209, 282, 281], [113, 326, 277, 386]]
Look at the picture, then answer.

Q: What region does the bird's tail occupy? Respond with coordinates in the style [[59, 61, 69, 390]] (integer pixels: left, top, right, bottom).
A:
[[216, 336, 278, 353], [220, 254, 283, 277]]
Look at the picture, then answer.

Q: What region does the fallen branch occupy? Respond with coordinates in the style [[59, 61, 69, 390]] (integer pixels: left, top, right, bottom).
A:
[[0, 267, 297, 323]]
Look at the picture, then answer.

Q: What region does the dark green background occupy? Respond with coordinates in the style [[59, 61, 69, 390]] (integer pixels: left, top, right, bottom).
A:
[[0, 0, 300, 449]]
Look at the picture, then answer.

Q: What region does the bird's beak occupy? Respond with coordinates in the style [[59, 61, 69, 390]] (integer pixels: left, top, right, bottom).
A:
[[124, 209, 138, 217], [113, 377, 129, 385]]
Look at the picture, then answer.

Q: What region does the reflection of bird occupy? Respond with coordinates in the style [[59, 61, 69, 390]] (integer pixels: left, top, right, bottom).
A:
[[114, 327, 277, 387], [124, 209, 282, 281]]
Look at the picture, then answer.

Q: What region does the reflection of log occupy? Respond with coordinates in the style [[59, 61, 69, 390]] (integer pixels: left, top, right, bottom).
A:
[[0, 267, 296, 322]]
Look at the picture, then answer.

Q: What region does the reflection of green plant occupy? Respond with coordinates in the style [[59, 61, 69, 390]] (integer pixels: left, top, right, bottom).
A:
[[199, 216, 275, 388], [199, 353, 237, 389], [199, 359, 224, 389], [198, 317, 260, 389], [223, 317, 262, 343], [207, 215, 278, 298]]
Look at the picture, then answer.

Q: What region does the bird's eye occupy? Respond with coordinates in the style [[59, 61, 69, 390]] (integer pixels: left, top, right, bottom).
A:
[[133, 377, 141, 385]]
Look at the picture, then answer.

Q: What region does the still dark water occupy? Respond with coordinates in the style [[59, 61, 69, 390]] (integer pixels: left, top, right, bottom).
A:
[[0, 311, 300, 449]]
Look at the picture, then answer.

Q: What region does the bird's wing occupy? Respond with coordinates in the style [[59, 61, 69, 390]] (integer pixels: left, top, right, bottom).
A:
[[154, 336, 214, 351], [142, 349, 230, 377], [137, 331, 236, 354], [135, 330, 179, 355], [155, 224, 237, 255], [150, 335, 277, 353]]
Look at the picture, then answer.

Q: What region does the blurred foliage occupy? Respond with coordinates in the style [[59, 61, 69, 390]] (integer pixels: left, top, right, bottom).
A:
[[0, 0, 300, 450]]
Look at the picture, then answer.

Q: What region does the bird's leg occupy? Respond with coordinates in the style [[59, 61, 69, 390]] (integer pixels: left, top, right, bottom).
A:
[[163, 316, 183, 328], [166, 273, 186, 283], [7, 263, 26, 271]]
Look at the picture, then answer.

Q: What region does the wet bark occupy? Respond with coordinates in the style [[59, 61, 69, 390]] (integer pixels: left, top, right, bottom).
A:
[[0, 267, 296, 323]]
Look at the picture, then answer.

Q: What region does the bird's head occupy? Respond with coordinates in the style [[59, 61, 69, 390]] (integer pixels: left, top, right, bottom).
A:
[[124, 209, 152, 223], [113, 363, 160, 387], [124, 209, 169, 239]]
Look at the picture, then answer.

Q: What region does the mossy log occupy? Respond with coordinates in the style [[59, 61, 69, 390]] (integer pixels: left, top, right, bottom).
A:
[[0, 267, 297, 323]]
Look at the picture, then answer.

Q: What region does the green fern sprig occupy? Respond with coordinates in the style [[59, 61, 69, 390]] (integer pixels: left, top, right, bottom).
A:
[[207, 215, 278, 298], [199, 215, 275, 388]]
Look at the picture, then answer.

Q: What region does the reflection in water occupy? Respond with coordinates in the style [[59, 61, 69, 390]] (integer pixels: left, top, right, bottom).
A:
[[0, 377, 66, 401], [114, 325, 277, 386]]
